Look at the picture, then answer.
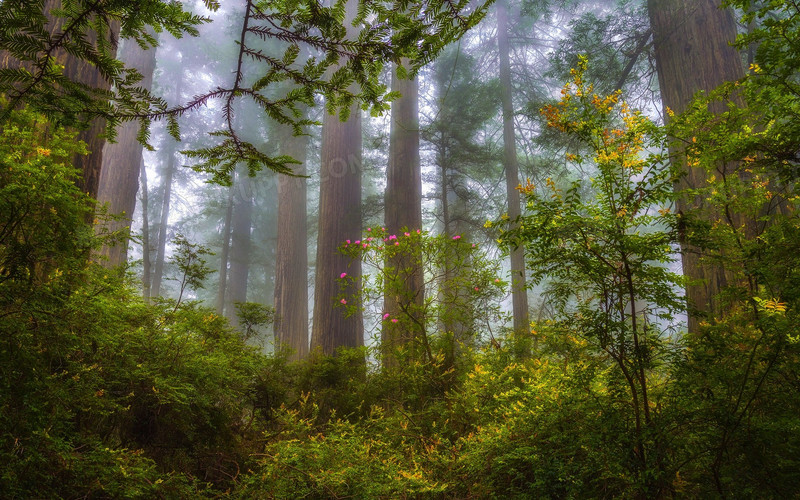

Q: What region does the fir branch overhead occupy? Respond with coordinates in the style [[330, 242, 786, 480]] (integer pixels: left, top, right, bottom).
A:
[[1, 0, 489, 181]]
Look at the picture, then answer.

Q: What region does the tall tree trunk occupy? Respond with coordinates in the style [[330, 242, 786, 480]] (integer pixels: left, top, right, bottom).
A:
[[311, 101, 363, 354], [150, 57, 184, 298], [433, 52, 471, 357], [226, 170, 253, 326], [647, 0, 744, 333], [216, 183, 235, 314], [311, 0, 363, 355], [96, 34, 158, 267], [140, 158, 153, 301], [382, 60, 424, 366], [497, 0, 530, 333], [151, 146, 176, 298], [274, 125, 310, 360]]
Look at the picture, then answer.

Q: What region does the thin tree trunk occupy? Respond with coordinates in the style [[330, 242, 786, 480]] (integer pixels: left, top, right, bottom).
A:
[[151, 146, 176, 298], [226, 170, 253, 326], [274, 125, 310, 360], [96, 33, 158, 267], [150, 57, 184, 298], [140, 158, 152, 301], [647, 0, 744, 333], [497, 0, 530, 333], [216, 183, 235, 315], [310, 0, 364, 355], [382, 59, 424, 366]]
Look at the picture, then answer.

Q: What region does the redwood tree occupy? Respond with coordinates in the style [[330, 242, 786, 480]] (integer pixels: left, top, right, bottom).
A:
[[310, 100, 363, 354], [310, 0, 364, 355], [96, 34, 158, 267], [497, 0, 530, 333], [226, 171, 254, 326], [647, 0, 745, 332], [274, 125, 310, 359], [382, 60, 424, 365]]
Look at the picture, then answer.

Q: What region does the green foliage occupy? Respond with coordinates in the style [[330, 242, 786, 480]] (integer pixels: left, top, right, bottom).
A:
[[236, 301, 276, 342], [498, 58, 683, 496], [167, 233, 214, 307], [0, 102, 93, 284], [4, 4, 800, 496], [337, 228, 507, 368], [0, 0, 490, 182], [0, 0, 208, 135], [0, 107, 267, 497], [657, 2, 800, 494]]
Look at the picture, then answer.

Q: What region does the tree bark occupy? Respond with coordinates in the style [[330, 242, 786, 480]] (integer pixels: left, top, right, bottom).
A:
[[382, 60, 425, 366], [497, 0, 530, 334], [140, 158, 152, 301], [226, 170, 253, 327], [96, 34, 158, 267], [274, 125, 310, 360], [647, 0, 744, 333], [151, 145, 176, 298], [216, 183, 235, 314], [432, 51, 471, 360], [310, 0, 364, 355], [311, 102, 363, 354]]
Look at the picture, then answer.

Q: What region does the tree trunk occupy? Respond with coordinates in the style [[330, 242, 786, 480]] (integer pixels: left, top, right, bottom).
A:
[[150, 57, 184, 298], [497, 0, 530, 334], [151, 146, 176, 298], [310, 101, 363, 354], [382, 60, 424, 366], [433, 52, 471, 354], [216, 183, 235, 314], [140, 158, 153, 301], [647, 0, 744, 333], [96, 34, 158, 267], [310, 0, 364, 355], [226, 170, 253, 326], [274, 125, 310, 360]]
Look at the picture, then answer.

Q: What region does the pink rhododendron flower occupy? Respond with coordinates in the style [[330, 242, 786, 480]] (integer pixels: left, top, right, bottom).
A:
[[416, 229, 421, 234], [340, 272, 347, 278], [340, 298, 347, 305], [355, 240, 360, 244], [391, 318, 398, 323], [474, 287, 479, 291], [389, 235, 397, 240], [346, 239, 351, 244], [367, 228, 372, 231], [394, 242, 399, 246], [404, 232, 410, 237], [383, 313, 390, 320], [453, 235, 461, 240], [495, 278, 500, 283]]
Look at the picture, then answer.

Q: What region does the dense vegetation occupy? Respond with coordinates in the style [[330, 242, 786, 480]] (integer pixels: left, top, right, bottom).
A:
[[2, 0, 800, 498]]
